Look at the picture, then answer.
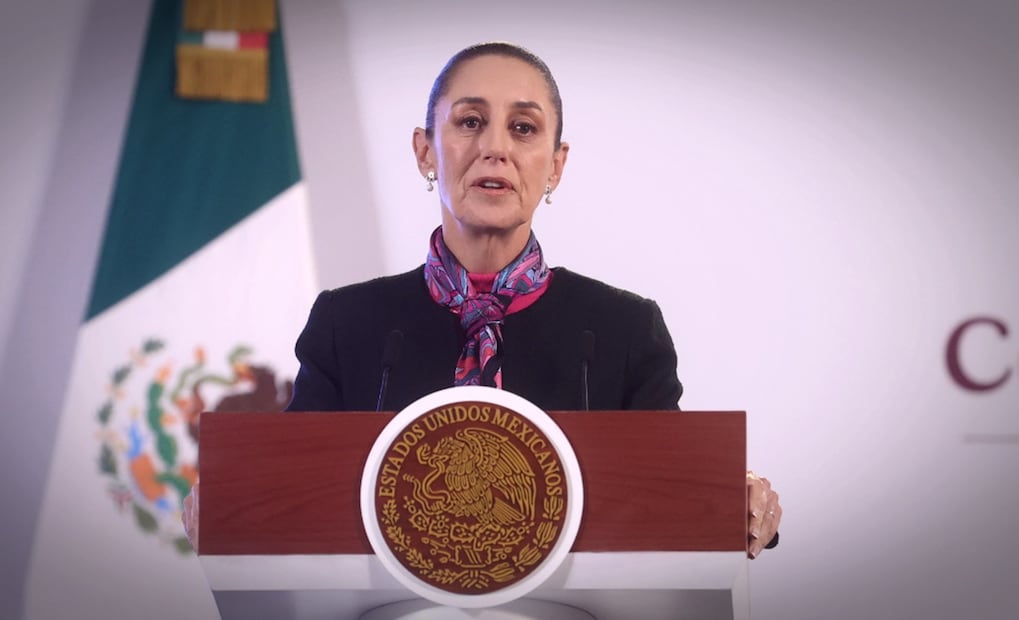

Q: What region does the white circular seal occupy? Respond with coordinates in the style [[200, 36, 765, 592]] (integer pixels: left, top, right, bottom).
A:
[[360, 386, 584, 608]]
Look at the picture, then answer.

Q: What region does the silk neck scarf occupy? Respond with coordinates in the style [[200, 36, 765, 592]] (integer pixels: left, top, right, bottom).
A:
[[424, 227, 550, 387]]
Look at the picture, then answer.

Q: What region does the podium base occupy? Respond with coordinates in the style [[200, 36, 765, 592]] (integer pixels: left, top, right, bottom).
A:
[[359, 598, 595, 620]]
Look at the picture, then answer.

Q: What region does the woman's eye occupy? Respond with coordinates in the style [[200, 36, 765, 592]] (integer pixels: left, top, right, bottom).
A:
[[513, 122, 536, 135], [461, 116, 482, 129]]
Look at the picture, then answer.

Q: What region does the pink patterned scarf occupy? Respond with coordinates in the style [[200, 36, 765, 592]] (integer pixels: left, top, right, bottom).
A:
[[424, 227, 549, 387]]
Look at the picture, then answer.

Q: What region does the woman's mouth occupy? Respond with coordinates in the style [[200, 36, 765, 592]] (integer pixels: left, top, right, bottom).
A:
[[472, 177, 514, 193]]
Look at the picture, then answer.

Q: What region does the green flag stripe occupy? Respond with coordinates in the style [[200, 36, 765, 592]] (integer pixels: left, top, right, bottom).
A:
[[86, 0, 301, 320], [177, 30, 201, 45]]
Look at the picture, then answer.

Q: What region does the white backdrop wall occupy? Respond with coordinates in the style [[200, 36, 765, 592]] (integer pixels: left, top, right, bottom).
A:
[[0, 0, 87, 378], [1, 1, 149, 618], [3, 1, 1017, 619]]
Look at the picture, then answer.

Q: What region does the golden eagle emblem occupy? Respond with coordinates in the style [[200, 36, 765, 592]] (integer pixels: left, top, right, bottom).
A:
[[412, 428, 537, 526]]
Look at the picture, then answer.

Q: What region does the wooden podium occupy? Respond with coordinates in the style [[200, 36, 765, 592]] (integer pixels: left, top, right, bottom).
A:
[[197, 411, 749, 620]]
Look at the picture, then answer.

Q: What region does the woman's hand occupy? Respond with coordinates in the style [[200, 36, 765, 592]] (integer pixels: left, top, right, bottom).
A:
[[746, 471, 781, 559], [182, 479, 200, 551]]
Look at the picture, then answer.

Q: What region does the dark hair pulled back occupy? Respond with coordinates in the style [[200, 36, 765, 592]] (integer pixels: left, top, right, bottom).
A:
[[424, 42, 564, 149]]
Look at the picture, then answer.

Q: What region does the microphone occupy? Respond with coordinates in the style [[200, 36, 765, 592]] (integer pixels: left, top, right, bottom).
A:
[[580, 329, 595, 411], [375, 329, 404, 412]]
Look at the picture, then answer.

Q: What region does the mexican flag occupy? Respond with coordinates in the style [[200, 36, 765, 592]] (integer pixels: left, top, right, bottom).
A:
[[24, 1, 316, 618]]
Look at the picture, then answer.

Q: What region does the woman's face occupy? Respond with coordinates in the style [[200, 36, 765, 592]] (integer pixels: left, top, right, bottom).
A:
[[415, 55, 568, 243]]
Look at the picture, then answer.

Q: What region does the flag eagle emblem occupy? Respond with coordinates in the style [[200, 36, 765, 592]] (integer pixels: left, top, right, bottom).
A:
[[95, 337, 292, 553]]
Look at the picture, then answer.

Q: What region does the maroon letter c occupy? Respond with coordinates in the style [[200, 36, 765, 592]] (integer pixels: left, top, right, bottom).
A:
[[945, 317, 1011, 392]]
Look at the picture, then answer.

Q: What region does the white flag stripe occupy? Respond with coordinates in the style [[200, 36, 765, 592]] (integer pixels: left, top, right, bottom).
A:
[[26, 182, 318, 620], [203, 30, 240, 50]]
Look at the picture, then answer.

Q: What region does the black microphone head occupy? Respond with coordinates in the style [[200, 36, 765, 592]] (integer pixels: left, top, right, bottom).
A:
[[382, 329, 404, 368], [376, 330, 404, 412], [580, 329, 596, 362], [579, 329, 595, 411]]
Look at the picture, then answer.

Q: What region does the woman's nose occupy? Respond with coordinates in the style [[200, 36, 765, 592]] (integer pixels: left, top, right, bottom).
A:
[[479, 126, 510, 162]]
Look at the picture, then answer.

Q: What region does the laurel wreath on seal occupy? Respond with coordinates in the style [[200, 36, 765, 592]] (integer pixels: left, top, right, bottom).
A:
[[381, 494, 564, 590]]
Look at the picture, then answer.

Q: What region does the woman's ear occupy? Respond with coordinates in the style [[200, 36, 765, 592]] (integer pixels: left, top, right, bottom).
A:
[[548, 142, 570, 191], [412, 127, 435, 177]]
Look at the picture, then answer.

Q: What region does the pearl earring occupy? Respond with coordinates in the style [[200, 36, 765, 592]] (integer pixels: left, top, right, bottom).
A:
[[426, 171, 436, 192], [544, 184, 553, 204]]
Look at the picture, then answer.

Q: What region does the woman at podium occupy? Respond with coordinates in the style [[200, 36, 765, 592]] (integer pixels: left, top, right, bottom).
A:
[[286, 42, 682, 414], [186, 41, 781, 559]]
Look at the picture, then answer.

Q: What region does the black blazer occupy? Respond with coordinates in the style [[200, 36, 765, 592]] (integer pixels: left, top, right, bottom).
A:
[[286, 266, 683, 412]]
